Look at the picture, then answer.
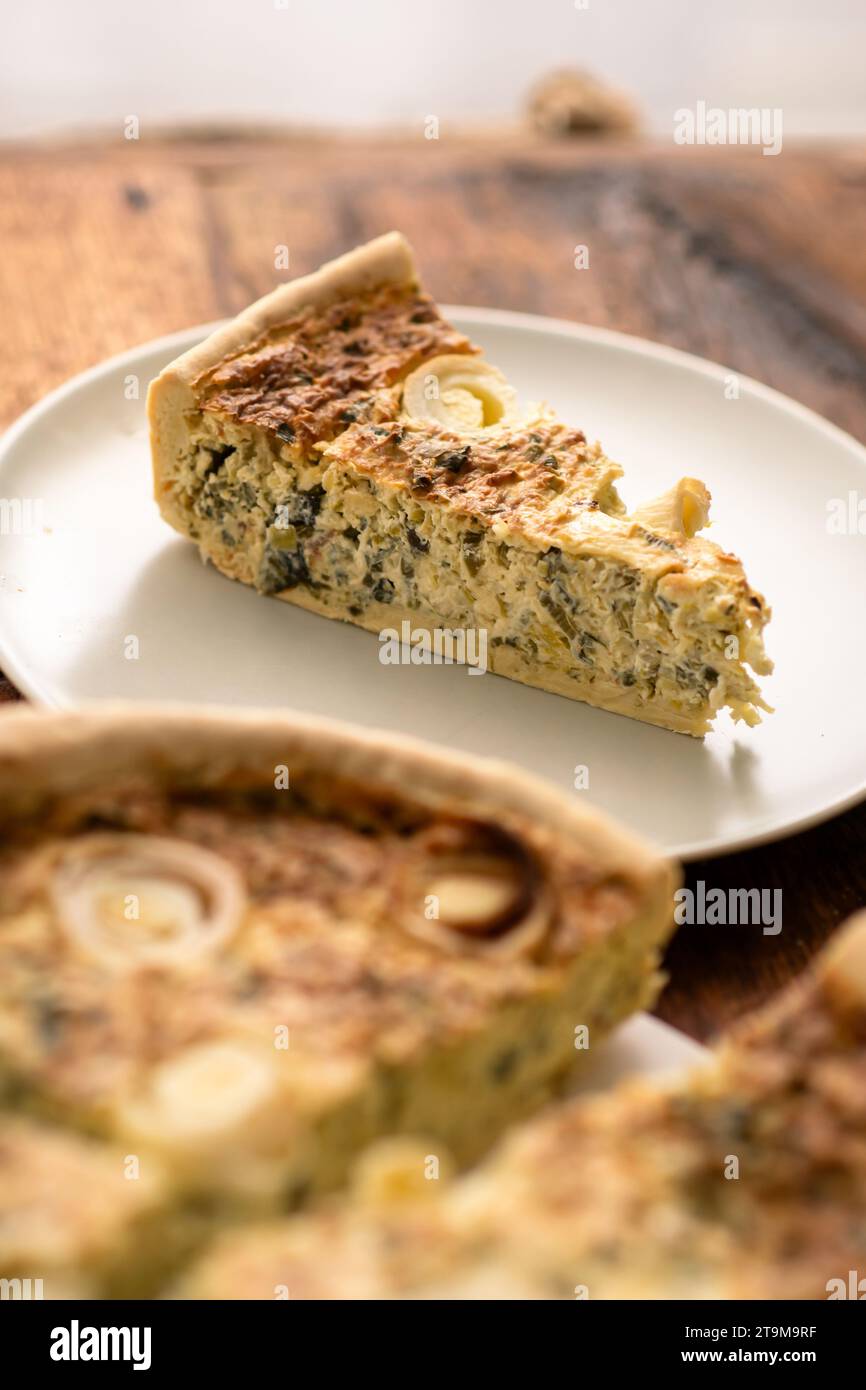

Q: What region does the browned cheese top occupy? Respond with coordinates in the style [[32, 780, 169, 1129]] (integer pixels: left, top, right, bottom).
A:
[[197, 286, 475, 451]]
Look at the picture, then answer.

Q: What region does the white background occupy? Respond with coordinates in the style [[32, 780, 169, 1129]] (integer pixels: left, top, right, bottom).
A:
[[2, 0, 865, 141]]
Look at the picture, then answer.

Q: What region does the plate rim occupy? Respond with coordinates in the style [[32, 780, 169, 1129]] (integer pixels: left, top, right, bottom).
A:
[[1, 306, 865, 861]]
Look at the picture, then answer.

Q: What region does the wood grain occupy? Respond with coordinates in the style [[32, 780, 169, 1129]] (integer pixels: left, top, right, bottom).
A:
[[1, 132, 865, 1039]]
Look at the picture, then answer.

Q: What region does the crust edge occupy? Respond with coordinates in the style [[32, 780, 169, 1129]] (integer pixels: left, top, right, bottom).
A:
[[0, 703, 674, 897], [153, 231, 417, 392]]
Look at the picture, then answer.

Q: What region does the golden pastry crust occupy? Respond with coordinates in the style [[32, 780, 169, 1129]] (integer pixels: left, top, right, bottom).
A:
[[0, 703, 669, 875], [0, 705, 675, 1217], [179, 912, 866, 1301], [156, 231, 422, 388]]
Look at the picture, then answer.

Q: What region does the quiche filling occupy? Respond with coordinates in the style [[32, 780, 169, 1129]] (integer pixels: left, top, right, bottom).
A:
[[149, 233, 772, 735], [178, 912, 866, 1302], [0, 708, 675, 1297], [0, 770, 667, 1215]]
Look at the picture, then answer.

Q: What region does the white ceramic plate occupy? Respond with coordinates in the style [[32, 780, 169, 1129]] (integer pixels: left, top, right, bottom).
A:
[[1, 309, 865, 859], [567, 1013, 707, 1096]]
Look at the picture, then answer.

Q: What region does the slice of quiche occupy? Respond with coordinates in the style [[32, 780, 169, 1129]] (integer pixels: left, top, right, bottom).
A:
[[179, 912, 866, 1301], [149, 233, 771, 736], [0, 705, 674, 1218]]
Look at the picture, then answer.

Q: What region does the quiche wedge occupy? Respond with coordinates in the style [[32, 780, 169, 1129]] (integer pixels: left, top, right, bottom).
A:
[[149, 233, 772, 736], [0, 705, 674, 1233], [180, 911, 866, 1301]]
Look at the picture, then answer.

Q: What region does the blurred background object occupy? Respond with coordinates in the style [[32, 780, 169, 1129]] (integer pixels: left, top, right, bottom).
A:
[[527, 69, 639, 138], [2, 0, 866, 141]]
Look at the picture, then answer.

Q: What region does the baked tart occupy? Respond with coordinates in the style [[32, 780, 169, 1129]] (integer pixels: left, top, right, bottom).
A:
[[0, 704, 674, 1265], [181, 912, 866, 1300]]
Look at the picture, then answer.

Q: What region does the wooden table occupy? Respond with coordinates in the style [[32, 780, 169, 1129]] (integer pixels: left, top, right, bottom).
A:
[[2, 132, 865, 1041]]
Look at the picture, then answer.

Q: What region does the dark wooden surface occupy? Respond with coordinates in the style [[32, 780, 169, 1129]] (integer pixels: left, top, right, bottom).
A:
[[1, 133, 864, 1040]]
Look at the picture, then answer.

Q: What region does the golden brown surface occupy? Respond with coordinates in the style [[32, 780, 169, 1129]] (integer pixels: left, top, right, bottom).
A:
[[327, 413, 769, 589], [199, 286, 474, 450], [327, 416, 621, 532]]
